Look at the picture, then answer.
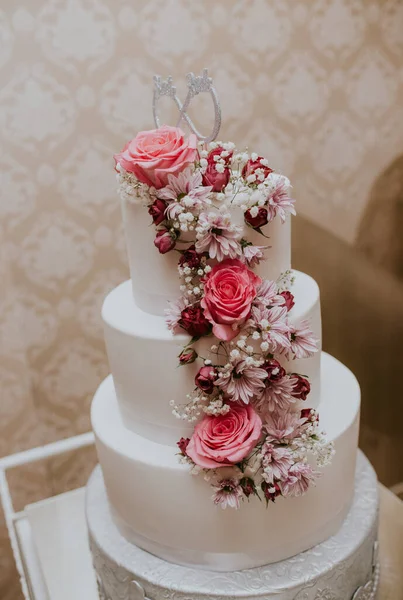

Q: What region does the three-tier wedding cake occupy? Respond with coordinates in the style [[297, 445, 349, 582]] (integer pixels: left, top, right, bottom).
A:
[[86, 71, 379, 600]]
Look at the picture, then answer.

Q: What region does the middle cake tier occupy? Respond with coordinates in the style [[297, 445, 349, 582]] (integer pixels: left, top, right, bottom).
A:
[[103, 270, 322, 444]]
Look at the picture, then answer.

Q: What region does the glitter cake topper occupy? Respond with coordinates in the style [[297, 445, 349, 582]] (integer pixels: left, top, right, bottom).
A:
[[153, 69, 221, 143]]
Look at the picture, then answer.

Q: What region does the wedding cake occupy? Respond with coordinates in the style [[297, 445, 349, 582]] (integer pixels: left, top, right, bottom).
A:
[[86, 71, 379, 600]]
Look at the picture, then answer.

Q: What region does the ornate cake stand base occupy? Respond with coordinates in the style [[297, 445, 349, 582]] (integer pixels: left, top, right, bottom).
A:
[[86, 451, 379, 600]]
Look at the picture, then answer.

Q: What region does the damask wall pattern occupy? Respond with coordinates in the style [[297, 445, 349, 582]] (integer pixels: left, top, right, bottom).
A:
[[1, 0, 403, 596]]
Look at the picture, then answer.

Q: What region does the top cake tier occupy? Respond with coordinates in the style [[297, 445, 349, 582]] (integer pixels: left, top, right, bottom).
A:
[[123, 198, 291, 316]]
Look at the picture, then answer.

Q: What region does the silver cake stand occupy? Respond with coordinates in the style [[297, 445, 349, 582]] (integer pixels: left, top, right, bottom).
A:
[[87, 451, 379, 600]]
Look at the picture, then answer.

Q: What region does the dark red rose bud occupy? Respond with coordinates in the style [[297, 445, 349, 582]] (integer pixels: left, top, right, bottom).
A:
[[240, 477, 256, 498], [301, 408, 319, 423], [195, 365, 217, 394], [291, 374, 311, 400], [202, 146, 232, 192], [244, 207, 269, 229], [261, 481, 281, 503], [179, 245, 204, 269], [263, 359, 286, 382], [177, 437, 190, 455], [154, 228, 176, 254], [178, 305, 212, 338], [148, 198, 167, 225], [178, 348, 198, 365], [242, 157, 273, 181], [280, 291, 295, 311]]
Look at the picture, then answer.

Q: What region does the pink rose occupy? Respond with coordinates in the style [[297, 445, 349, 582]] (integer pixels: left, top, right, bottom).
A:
[[148, 198, 167, 225], [201, 258, 261, 341], [244, 207, 269, 229], [242, 157, 273, 181], [154, 228, 176, 254], [263, 359, 286, 382], [280, 291, 295, 311], [291, 374, 311, 400], [202, 146, 232, 192], [195, 365, 218, 394], [114, 126, 197, 189], [178, 245, 206, 269], [186, 404, 262, 469], [178, 304, 212, 338]]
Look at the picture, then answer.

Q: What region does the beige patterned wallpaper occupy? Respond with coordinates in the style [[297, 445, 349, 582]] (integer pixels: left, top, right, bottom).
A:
[[1, 0, 403, 596]]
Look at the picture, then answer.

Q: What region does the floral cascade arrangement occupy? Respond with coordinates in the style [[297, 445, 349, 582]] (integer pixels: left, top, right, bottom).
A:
[[114, 124, 334, 510]]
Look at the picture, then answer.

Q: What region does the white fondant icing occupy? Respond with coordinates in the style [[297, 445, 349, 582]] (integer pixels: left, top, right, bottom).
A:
[[87, 451, 378, 600], [92, 352, 360, 571], [123, 198, 291, 316], [102, 270, 321, 444]]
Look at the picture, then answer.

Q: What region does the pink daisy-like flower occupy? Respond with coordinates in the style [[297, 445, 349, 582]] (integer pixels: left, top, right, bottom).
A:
[[157, 168, 211, 204], [289, 319, 318, 359], [264, 409, 307, 442], [266, 175, 296, 224], [195, 212, 242, 262], [261, 442, 294, 484], [254, 375, 296, 413], [216, 359, 267, 405], [280, 461, 318, 497], [242, 244, 267, 268], [254, 280, 284, 308], [164, 296, 187, 332], [250, 305, 291, 352], [212, 478, 244, 509]]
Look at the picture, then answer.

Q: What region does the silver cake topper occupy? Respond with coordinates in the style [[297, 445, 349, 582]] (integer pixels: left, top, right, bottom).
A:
[[152, 69, 221, 143]]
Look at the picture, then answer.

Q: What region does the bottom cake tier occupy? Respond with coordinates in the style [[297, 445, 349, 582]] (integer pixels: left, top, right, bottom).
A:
[[91, 352, 361, 571], [87, 450, 379, 600]]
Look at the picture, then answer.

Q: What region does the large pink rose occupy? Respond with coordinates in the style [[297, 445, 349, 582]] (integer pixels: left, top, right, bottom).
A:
[[186, 404, 262, 469], [201, 259, 261, 341], [114, 125, 197, 189]]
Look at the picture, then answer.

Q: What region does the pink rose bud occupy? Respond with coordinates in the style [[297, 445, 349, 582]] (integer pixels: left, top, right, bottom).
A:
[[195, 365, 217, 394], [301, 408, 319, 422], [178, 245, 205, 269], [148, 198, 167, 225], [240, 477, 256, 498], [291, 374, 311, 400], [178, 305, 212, 338], [263, 359, 286, 382], [280, 291, 295, 311], [261, 481, 281, 503], [244, 207, 269, 229], [242, 157, 273, 181], [202, 146, 232, 192], [177, 437, 190, 455], [154, 228, 176, 254], [178, 347, 198, 365]]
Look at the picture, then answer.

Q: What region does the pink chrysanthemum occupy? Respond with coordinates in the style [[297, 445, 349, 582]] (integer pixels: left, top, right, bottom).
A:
[[254, 280, 285, 308], [157, 168, 211, 204], [195, 212, 242, 262], [212, 478, 244, 509], [267, 175, 296, 223], [216, 359, 267, 405], [250, 305, 291, 352], [254, 375, 296, 413], [289, 319, 318, 359], [242, 244, 267, 268], [280, 461, 318, 497], [261, 442, 294, 484], [264, 409, 307, 442], [164, 296, 187, 332]]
